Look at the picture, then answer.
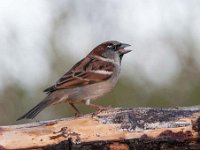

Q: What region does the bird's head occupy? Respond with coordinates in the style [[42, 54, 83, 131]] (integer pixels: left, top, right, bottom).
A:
[[89, 41, 132, 62]]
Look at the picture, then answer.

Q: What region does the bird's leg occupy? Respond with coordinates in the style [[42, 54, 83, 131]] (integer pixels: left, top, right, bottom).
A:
[[87, 103, 108, 110], [69, 103, 81, 117], [85, 100, 111, 115]]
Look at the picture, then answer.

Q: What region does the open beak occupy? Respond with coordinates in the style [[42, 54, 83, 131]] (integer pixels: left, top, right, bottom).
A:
[[119, 43, 132, 54]]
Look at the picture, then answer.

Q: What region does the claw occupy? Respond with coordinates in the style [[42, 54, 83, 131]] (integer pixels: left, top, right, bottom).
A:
[[75, 112, 81, 118], [91, 105, 112, 118]]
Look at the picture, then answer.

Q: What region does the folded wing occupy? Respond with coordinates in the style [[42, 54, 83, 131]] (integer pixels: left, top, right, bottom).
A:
[[44, 57, 114, 93]]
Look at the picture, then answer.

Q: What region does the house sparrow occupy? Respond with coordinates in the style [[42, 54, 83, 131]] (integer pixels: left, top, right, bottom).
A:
[[17, 41, 131, 120]]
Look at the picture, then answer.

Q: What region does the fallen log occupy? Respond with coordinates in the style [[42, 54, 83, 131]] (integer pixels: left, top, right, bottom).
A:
[[0, 106, 200, 149]]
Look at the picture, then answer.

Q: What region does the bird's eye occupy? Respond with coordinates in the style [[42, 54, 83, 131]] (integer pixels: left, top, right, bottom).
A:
[[107, 45, 113, 49], [107, 45, 118, 51]]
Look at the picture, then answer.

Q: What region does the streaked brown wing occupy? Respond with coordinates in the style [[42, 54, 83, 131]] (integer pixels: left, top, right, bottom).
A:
[[44, 57, 114, 93]]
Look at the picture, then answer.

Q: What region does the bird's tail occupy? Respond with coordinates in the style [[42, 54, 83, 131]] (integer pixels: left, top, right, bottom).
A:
[[17, 96, 54, 121]]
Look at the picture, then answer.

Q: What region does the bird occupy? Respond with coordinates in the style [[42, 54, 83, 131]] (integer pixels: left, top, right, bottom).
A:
[[17, 41, 132, 120]]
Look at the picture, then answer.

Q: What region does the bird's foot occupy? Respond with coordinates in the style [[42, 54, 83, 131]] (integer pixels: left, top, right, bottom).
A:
[[97, 105, 112, 112], [91, 105, 112, 117], [74, 112, 82, 118]]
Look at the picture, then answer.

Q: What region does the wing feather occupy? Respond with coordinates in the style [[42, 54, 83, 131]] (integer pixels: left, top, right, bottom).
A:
[[44, 56, 114, 93]]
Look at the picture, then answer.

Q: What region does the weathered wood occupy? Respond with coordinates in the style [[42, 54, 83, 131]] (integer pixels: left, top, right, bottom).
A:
[[1, 106, 200, 149]]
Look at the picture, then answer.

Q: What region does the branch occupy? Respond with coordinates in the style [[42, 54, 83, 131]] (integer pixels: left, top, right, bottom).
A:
[[1, 106, 200, 149]]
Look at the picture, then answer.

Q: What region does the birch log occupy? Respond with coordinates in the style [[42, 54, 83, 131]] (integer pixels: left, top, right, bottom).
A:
[[0, 106, 200, 149]]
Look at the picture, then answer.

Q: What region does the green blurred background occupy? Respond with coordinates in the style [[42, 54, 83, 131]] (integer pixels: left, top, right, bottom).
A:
[[0, 0, 200, 125]]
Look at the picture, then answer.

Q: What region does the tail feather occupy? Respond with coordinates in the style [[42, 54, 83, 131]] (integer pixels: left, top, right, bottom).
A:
[[17, 97, 54, 121]]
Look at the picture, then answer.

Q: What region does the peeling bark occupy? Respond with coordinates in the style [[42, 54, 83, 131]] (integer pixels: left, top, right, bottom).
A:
[[0, 106, 200, 149]]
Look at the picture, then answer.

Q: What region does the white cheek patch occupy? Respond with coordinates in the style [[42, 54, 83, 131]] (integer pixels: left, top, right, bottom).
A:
[[93, 55, 115, 63]]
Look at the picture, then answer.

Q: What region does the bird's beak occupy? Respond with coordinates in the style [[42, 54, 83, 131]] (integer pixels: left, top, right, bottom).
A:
[[119, 43, 132, 54]]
